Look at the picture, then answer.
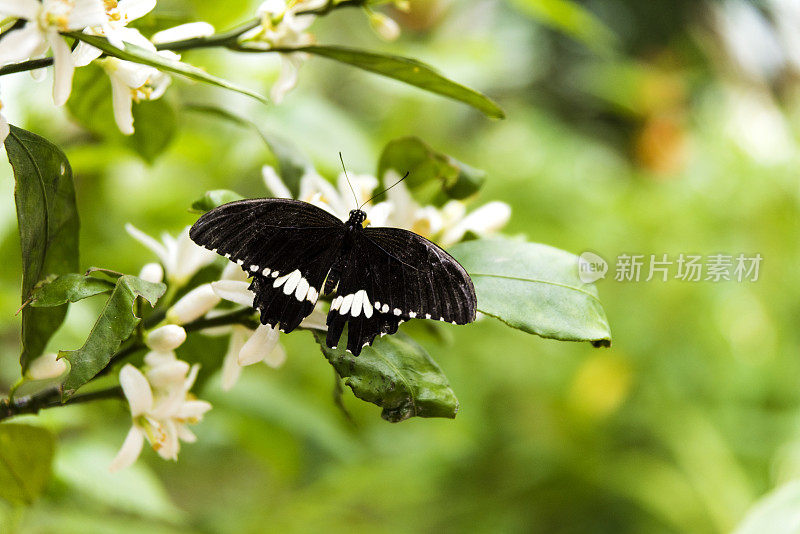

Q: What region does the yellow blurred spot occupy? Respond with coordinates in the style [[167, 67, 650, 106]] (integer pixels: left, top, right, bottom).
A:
[[567, 353, 632, 419]]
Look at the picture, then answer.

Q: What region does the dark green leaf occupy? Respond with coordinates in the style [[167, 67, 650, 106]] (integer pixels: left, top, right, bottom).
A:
[[450, 239, 612, 346], [60, 275, 166, 399], [257, 45, 504, 119], [314, 330, 458, 422], [0, 424, 56, 504], [185, 104, 311, 196], [5, 126, 80, 371], [67, 65, 176, 162], [69, 33, 267, 104], [190, 189, 245, 213], [28, 274, 115, 308], [509, 0, 617, 54], [377, 136, 486, 206]]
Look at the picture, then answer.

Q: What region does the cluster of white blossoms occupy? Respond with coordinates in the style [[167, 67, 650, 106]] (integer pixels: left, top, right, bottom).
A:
[[0, 0, 402, 140], [262, 164, 512, 247]]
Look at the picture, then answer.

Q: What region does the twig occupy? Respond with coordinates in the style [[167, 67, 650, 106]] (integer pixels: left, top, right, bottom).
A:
[[0, 386, 123, 422]]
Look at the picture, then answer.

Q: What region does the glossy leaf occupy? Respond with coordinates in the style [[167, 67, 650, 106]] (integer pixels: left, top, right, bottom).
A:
[[509, 0, 617, 54], [0, 424, 56, 504], [28, 274, 115, 308], [314, 330, 458, 422], [68, 64, 177, 162], [450, 239, 612, 346], [69, 33, 267, 104], [263, 45, 505, 119], [190, 189, 245, 213], [60, 275, 166, 399], [186, 104, 311, 196], [5, 126, 80, 371], [377, 136, 486, 205]]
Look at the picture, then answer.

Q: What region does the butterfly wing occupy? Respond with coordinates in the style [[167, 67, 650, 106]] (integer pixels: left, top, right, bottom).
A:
[[190, 199, 345, 332], [325, 227, 477, 355]]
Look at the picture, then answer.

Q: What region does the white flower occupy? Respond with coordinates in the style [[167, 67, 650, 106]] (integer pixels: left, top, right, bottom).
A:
[[151, 21, 215, 44], [125, 224, 217, 286], [100, 38, 176, 135], [239, 0, 327, 102], [145, 325, 187, 352], [0, 0, 106, 105], [368, 11, 400, 41], [138, 262, 164, 284], [72, 0, 157, 67], [438, 201, 511, 247], [209, 276, 327, 390], [27, 352, 67, 380], [110, 361, 211, 472]]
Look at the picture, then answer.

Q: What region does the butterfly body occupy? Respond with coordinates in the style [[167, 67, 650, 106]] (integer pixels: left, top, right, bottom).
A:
[[190, 198, 477, 355]]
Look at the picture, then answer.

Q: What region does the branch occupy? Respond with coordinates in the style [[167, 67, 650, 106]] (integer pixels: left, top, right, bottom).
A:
[[0, 386, 122, 422]]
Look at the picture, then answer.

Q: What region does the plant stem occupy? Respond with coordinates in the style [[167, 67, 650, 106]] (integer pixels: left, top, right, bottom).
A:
[[0, 386, 123, 422]]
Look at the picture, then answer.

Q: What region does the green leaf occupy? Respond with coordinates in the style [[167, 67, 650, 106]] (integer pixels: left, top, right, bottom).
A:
[[60, 275, 166, 399], [5, 126, 80, 371], [733, 480, 800, 534], [190, 189, 245, 213], [186, 104, 312, 196], [449, 239, 612, 346], [264, 45, 505, 119], [68, 33, 268, 104], [509, 0, 617, 54], [0, 424, 56, 504], [67, 64, 176, 162], [377, 136, 486, 205], [314, 330, 458, 422], [28, 273, 115, 308]]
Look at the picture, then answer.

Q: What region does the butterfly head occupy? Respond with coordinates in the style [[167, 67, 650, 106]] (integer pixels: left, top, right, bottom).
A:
[[347, 209, 367, 228]]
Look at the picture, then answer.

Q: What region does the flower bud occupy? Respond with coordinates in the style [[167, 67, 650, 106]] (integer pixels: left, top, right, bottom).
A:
[[27, 352, 67, 380], [151, 22, 215, 44], [139, 262, 164, 284], [369, 12, 401, 41], [166, 284, 220, 325], [146, 325, 187, 351]]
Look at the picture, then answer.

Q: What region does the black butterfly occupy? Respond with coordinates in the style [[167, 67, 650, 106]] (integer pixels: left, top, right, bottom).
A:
[[189, 198, 477, 355]]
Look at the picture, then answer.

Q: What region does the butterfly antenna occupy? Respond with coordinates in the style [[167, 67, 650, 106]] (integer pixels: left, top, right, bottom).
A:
[[359, 171, 410, 209], [339, 152, 360, 210]]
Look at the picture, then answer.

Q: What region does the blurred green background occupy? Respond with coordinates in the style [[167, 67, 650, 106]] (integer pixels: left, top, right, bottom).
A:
[[2, 0, 800, 532]]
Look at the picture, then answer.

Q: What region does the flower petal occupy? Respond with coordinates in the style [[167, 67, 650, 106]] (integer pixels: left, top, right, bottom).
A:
[[109, 71, 135, 134], [72, 40, 102, 67], [263, 342, 286, 368], [271, 52, 303, 104], [0, 113, 8, 145], [211, 280, 255, 308], [49, 32, 75, 106], [144, 350, 176, 369], [126, 224, 170, 265], [0, 24, 45, 66], [221, 327, 248, 391], [146, 360, 190, 391], [117, 0, 157, 23], [239, 323, 279, 366], [27, 352, 67, 380], [119, 364, 153, 417], [167, 284, 221, 325], [146, 325, 187, 352], [176, 399, 212, 420], [151, 21, 215, 44], [138, 262, 164, 284], [262, 165, 292, 199], [221, 261, 249, 282], [0, 0, 39, 20], [109, 426, 145, 472]]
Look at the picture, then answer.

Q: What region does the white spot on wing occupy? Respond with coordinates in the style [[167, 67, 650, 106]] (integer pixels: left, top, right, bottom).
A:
[[236, 259, 244, 266], [339, 293, 354, 315], [295, 277, 310, 301], [262, 267, 271, 276], [425, 314, 431, 319], [282, 270, 302, 295], [306, 286, 318, 304], [273, 272, 290, 289], [363, 296, 374, 319], [350, 291, 363, 317], [331, 295, 343, 311], [393, 308, 401, 316], [250, 265, 259, 272], [381, 304, 389, 313], [408, 312, 416, 318]]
